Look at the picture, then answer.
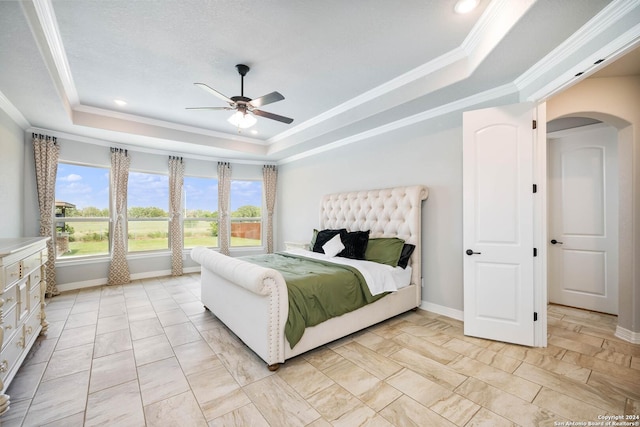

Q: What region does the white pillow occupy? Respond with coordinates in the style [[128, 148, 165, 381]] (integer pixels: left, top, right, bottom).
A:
[[322, 234, 345, 257]]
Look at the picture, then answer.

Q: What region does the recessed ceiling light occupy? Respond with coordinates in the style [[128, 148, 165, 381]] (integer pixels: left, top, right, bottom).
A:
[[114, 99, 127, 106], [454, 0, 478, 14], [251, 129, 258, 135]]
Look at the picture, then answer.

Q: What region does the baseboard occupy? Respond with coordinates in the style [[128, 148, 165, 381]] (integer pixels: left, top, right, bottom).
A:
[[55, 266, 201, 293], [420, 300, 464, 321], [57, 278, 106, 293], [614, 325, 640, 344]]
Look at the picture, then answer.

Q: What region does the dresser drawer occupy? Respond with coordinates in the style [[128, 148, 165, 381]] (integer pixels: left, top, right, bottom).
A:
[[2, 283, 18, 313], [21, 252, 43, 278], [1, 261, 21, 292], [0, 325, 24, 384], [29, 280, 42, 312], [1, 304, 18, 350], [28, 266, 42, 289], [23, 309, 41, 348]]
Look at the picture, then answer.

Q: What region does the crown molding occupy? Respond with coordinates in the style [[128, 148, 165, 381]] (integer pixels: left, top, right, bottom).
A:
[[461, 0, 536, 60], [268, 46, 468, 145], [17, 0, 637, 165], [32, 0, 79, 106], [23, 0, 535, 157], [27, 125, 269, 165], [74, 104, 265, 146], [515, 0, 640, 95], [268, 0, 534, 146], [278, 83, 517, 164], [522, 23, 640, 102], [0, 90, 30, 129]]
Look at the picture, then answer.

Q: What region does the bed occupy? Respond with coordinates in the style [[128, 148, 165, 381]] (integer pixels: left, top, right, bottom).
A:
[[191, 185, 428, 370]]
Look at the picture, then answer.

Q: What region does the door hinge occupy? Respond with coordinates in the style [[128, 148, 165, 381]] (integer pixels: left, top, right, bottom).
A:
[[533, 184, 537, 193], [533, 248, 538, 257], [534, 312, 538, 321], [532, 120, 537, 129]]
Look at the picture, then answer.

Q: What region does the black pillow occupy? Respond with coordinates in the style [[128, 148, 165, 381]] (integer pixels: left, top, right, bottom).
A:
[[312, 229, 346, 253], [397, 244, 416, 268], [338, 230, 370, 260]]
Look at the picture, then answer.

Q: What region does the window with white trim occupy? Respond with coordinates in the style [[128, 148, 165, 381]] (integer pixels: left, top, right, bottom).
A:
[[183, 176, 219, 248], [54, 163, 110, 258], [230, 180, 263, 247], [127, 171, 169, 252]]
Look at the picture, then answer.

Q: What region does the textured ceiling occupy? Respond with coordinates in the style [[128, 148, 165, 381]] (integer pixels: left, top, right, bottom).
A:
[[1, 0, 638, 162]]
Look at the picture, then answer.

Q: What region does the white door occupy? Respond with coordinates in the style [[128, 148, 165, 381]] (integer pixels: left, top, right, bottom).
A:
[[548, 124, 618, 314], [463, 102, 536, 346]]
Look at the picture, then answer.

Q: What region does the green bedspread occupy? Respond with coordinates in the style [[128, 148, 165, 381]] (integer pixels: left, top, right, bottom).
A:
[[241, 252, 386, 347]]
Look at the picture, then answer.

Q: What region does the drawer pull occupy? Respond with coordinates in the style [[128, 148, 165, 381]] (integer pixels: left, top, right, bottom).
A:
[[4, 325, 11, 331], [5, 298, 13, 303], [17, 337, 25, 349], [26, 326, 33, 335], [9, 271, 19, 278], [0, 360, 8, 373]]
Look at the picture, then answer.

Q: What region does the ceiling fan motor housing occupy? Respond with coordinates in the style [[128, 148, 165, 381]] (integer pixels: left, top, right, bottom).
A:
[[236, 64, 250, 76]]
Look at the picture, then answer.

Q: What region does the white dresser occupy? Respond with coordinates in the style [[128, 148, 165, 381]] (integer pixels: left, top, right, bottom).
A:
[[0, 237, 49, 415]]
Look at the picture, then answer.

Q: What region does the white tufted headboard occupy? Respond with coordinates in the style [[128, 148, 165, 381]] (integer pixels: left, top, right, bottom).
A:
[[320, 185, 429, 289]]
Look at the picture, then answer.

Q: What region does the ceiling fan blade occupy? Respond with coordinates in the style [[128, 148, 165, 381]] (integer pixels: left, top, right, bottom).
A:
[[185, 106, 233, 111], [194, 83, 234, 104], [249, 91, 284, 108], [253, 109, 294, 124]]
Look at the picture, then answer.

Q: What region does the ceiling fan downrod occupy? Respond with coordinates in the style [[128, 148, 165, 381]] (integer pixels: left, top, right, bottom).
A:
[[236, 64, 250, 97]]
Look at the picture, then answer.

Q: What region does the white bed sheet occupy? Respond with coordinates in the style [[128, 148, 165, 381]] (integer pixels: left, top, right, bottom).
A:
[[283, 248, 412, 295]]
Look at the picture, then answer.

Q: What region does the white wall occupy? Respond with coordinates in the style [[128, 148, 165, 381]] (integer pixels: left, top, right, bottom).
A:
[[277, 114, 465, 312], [0, 109, 24, 238]]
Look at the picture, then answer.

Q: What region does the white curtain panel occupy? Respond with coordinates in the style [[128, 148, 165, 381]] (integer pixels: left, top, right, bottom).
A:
[[108, 148, 131, 285], [217, 162, 231, 255], [263, 165, 277, 253], [169, 156, 184, 275], [32, 133, 59, 296]]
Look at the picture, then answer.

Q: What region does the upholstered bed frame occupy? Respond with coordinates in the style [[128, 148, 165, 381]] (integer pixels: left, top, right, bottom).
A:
[[191, 185, 428, 369]]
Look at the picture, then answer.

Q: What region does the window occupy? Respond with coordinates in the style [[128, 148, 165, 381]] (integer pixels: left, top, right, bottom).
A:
[[54, 163, 110, 259], [230, 180, 263, 247], [183, 176, 218, 248], [127, 172, 169, 252]]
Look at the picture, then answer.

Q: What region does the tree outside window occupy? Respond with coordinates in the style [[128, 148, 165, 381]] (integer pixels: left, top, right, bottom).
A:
[[230, 180, 263, 247], [183, 176, 219, 248], [127, 172, 169, 252]]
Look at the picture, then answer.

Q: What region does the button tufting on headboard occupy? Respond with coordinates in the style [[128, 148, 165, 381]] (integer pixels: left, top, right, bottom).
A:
[[319, 186, 429, 289]]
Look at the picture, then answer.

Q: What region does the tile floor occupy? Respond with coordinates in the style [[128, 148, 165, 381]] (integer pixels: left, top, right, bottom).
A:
[[0, 273, 638, 426]]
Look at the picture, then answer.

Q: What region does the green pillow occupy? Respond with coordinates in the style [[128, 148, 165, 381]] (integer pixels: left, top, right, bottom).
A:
[[310, 229, 318, 250], [364, 238, 405, 267]]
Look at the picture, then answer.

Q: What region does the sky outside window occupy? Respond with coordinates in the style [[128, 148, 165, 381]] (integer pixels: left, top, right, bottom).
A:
[[55, 164, 262, 212], [56, 163, 109, 209]]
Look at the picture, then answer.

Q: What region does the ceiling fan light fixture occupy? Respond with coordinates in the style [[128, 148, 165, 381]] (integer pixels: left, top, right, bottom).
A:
[[454, 0, 478, 14], [228, 111, 257, 128]]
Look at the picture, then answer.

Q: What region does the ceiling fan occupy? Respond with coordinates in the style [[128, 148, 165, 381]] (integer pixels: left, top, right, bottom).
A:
[[188, 64, 293, 128]]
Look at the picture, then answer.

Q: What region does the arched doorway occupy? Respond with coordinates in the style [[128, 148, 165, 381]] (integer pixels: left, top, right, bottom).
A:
[[545, 109, 635, 341], [546, 119, 619, 315]]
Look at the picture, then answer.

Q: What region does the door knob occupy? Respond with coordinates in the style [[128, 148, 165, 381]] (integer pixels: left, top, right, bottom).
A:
[[550, 239, 563, 245], [466, 249, 481, 256]]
